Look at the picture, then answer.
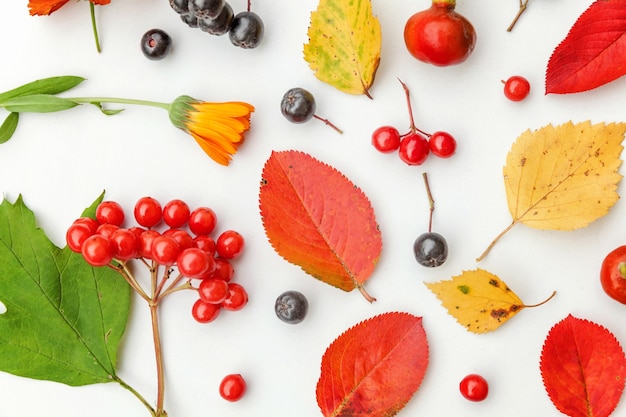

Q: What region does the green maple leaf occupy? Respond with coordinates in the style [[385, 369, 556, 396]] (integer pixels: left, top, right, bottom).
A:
[[0, 194, 130, 386]]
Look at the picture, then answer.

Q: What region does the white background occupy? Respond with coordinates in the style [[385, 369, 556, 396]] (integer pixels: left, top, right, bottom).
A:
[[1, 1, 625, 416]]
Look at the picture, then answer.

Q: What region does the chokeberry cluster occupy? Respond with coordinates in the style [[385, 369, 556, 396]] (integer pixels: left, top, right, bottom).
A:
[[66, 197, 248, 324], [371, 79, 457, 165], [168, 0, 264, 49]]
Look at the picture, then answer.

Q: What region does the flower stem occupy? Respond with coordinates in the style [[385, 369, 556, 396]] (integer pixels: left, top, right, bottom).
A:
[[68, 97, 172, 111], [89, 2, 102, 53]]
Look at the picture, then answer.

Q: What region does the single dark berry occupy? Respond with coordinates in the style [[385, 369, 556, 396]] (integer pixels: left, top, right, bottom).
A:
[[275, 290, 308, 324], [140, 29, 173, 60], [198, 3, 233, 36], [169, 0, 189, 14], [229, 11, 264, 49], [281, 88, 316, 124], [413, 232, 448, 267], [189, 0, 225, 19]]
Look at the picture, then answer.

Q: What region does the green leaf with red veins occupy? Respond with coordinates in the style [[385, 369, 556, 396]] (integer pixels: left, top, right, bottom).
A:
[[0, 194, 130, 386]]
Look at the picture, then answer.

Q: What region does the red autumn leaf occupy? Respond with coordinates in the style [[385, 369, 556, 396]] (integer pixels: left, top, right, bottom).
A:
[[259, 150, 382, 302], [546, 0, 626, 94], [540, 315, 626, 417], [316, 312, 429, 417]]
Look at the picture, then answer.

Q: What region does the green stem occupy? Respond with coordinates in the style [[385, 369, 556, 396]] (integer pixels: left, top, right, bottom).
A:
[[89, 2, 102, 53], [115, 376, 157, 417], [68, 97, 171, 110]]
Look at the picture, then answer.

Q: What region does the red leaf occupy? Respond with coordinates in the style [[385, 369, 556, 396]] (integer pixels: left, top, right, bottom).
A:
[[316, 312, 429, 417], [546, 0, 626, 94], [259, 150, 382, 302], [540, 315, 626, 417]]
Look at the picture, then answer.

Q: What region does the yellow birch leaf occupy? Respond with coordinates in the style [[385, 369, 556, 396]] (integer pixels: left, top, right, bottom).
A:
[[478, 121, 626, 261], [425, 269, 555, 334], [303, 0, 382, 97]]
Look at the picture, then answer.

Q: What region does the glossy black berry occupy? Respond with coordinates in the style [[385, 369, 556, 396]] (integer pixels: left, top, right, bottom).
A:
[[275, 290, 308, 324], [229, 11, 264, 49], [413, 232, 448, 267], [180, 13, 199, 28], [281, 88, 316, 124], [198, 3, 233, 36], [140, 29, 172, 60], [189, 0, 225, 19]]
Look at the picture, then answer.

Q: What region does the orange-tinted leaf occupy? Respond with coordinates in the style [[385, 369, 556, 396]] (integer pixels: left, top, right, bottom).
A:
[[316, 312, 428, 417], [546, 0, 626, 94], [259, 150, 382, 302], [540, 315, 626, 417]]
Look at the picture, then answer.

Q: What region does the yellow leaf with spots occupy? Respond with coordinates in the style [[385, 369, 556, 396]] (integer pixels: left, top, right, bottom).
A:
[[303, 0, 381, 97], [478, 121, 626, 261], [425, 269, 555, 334]]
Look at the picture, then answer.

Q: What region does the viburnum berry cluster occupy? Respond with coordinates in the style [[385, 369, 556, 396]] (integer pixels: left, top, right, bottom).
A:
[[371, 79, 457, 165], [66, 197, 248, 324]]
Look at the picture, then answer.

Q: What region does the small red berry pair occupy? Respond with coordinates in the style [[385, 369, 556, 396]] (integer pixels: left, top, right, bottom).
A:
[[371, 79, 456, 165]]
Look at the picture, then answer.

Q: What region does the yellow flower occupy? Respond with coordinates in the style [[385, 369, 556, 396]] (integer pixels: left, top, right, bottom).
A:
[[169, 96, 255, 166]]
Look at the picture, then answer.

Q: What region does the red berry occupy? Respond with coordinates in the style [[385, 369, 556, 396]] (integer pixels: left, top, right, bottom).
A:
[[73, 217, 99, 234], [81, 234, 113, 266], [459, 374, 489, 402], [163, 199, 190, 228], [164, 228, 194, 251], [503, 75, 530, 101], [189, 207, 217, 236], [209, 258, 235, 282], [600, 246, 626, 304], [138, 229, 161, 259], [134, 196, 162, 228], [193, 235, 216, 256], [404, 1, 476, 67], [371, 126, 401, 153], [177, 247, 213, 278], [399, 132, 429, 165], [109, 228, 139, 261], [66, 223, 94, 253], [198, 278, 230, 304], [219, 373, 246, 402], [216, 230, 245, 259], [428, 131, 456, 158], [151, 235, 181, 265], [222, 283, 248, 311], [191, 298, 221, 323], [96, 201, 125, 226], [96, 223, 119, 240]]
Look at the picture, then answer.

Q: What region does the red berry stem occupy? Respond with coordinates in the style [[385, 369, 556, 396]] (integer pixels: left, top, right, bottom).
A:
[[398, 78, 430, 137], [422, 172, 436, 233], [507, 0, 530, 32], [313, 114, 344, 134]]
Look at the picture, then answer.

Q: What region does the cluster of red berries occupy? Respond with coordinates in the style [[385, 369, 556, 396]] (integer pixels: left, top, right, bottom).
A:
[[65, 197, 248, 324], [371, 79, 456, 165]]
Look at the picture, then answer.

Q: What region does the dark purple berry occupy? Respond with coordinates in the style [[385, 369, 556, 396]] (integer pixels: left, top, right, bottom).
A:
[[413, 232, 448, 267], [190, 0, 225, 19], [275, 291, 308, 324], [229, 11, 264, 49], [169, 0, 189, 14], [280, 88, 316, 124], [140, 29, 172, 60], [198, 2, 233, 36], [180, 13, 199, 28]]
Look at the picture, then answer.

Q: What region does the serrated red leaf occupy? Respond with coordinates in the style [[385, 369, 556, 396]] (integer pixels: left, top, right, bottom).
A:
[[546, 0, 626, 94], [316, 312, 429, 417], [540, 315, 626, 417], [259, 150, 382, 301]]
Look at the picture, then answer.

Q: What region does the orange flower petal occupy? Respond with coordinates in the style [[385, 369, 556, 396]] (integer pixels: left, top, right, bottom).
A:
[[28, 0, 71, 15], [91, 0, 111, 4], [190, 132, 235, 166]]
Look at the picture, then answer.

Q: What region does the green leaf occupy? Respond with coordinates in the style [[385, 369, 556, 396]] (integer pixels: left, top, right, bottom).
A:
[[2, 94, 79, 113], [0, 76, 85, 104], [0, 112, 19, 144], [0, 195, 131, 386]]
